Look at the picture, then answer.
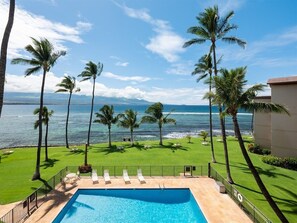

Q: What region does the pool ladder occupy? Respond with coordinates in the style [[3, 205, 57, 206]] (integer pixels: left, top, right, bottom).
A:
[[159, 183, 165, 189]]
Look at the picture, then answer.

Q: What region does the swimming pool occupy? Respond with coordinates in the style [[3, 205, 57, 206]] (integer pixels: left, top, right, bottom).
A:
[[52, 188, 207, 223]]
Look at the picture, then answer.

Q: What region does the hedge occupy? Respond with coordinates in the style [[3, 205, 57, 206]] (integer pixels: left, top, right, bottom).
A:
[[262, 155, 297, 171]]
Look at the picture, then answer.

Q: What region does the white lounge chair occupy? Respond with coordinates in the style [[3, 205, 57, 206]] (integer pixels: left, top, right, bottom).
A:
[[137, 169, 146, 183], [104, 169, 111, 184], [92, 169, 98, 184], [123, 169, 130, 183]]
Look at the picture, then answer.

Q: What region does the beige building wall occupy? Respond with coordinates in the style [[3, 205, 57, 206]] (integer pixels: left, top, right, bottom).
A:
[[270, 83, 297, 158], [253, 97, 271, 148], [253, 76, 297, 158]]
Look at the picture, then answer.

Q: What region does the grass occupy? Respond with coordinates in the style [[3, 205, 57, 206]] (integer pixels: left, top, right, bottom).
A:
[[0, 137, 296, 222]]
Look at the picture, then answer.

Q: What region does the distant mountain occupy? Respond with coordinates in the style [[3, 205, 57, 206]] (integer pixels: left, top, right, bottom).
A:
[[4, 92, 151, 105]]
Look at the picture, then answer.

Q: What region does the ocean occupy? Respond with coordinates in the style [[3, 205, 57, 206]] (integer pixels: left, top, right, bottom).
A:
[[0, 104, 253, 148]]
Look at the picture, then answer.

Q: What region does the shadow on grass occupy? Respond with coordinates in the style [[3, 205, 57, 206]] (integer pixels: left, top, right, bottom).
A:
[[215, 161, 294, 180], [40, 159, 59, 169], [100, 145, 127, 155], [64, 149, 84, 156], [271, 185, 297, 215]]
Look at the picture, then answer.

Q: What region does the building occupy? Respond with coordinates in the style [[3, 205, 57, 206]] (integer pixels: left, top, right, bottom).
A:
[[253, 76, 297, 158]]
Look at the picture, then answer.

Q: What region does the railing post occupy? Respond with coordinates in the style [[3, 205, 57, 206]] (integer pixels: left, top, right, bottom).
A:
[[12, 208, 14, 223], [150, 165, 151, 177], [207, 162, 211, 177]]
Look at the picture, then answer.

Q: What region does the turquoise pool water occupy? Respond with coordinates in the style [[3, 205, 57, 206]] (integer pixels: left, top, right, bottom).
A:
[[52, 188, 207, 223]]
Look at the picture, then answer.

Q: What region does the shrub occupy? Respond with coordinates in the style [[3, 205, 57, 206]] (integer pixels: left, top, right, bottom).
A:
[[248, 144, 271, 155], [262, 155, 297, 171]]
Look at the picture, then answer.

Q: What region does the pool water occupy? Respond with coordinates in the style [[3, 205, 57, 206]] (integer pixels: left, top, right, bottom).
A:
[[52, 188, 207, 223]]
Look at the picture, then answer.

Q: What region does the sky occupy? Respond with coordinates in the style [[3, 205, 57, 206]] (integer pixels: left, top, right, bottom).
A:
[[1, 0, 297, 105]]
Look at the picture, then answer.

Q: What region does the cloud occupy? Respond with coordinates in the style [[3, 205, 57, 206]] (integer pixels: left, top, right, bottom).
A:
[[199, 0, 246, 14], [115, 62, 129, 67], [0, 0, 92, 58], [110, 55, 129, 67], [114, 2, 185, 62], [220, 25, 297, 64], [102, 72, 151, 83], [5, 72, 207, 104], [143, 87, 208, 105]]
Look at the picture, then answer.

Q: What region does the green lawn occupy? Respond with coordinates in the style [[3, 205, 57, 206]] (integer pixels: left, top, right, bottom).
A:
[[0, 137, 296, 222]]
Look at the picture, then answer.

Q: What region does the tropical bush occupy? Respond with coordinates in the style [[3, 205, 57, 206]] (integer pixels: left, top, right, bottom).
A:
[[248, 144, 271, 155], [262, 155, 297, 171]]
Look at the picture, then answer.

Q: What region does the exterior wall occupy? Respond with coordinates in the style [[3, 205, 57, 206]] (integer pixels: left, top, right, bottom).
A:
[[253, 98, 271, 149], [270, 85, 297, 157]]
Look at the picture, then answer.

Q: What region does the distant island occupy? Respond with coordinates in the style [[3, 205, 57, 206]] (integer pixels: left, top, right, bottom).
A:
[[4, 92, 151, 105]]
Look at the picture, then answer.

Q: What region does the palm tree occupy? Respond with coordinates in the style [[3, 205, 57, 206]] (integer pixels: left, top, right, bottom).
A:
[[0, 0, 15, 117], [78, 61, 103, 146], [34, 106, 54, 162], [183, 5, 246, 184], [192, 54, 216, 162], [11, 37, 66, 180], [94, 105, 121, 148], [141, 102, 176, 146], [213, 66, 289, 223], [56, 75, 80, 148], [118, 109, 140, 146]]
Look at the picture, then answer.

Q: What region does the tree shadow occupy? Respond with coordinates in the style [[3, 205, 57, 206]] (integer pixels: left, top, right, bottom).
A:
[[100, 145, 127, 155], [64, 149, 84, 156], [40, 159, 59, 169], [271, 185, 297, 215], [161, 143, 188, 152], [35, 188, 75, 221], [215, 161, 294, 180]]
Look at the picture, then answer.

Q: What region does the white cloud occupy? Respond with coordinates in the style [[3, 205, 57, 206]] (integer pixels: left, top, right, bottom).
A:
[[102, 72, 151, 83], [199, 0, 246, 15], [5, 72, 207, 104], [115, 3, 185, 62], [5, 72, 62, 93], [143, 87, 208, 105], [220, 25, 297, 64], [115, 62, 129, 67], [0, 0, 92, 58]]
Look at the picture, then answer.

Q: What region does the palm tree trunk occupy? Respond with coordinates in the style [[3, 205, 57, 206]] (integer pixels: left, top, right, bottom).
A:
[[130, 129, 133, 146], [45, 123, 49, 161], [87, 78, 95, 145], [108, 125, 111, 148], [0, 0, 15, 117], [209, 75, 216, 163], [66, 92, 72, 148], [159, 125, 163, 146], [232, 115, 288, 223], [212, 43, 233, 183], [32, 69, 46, 180]]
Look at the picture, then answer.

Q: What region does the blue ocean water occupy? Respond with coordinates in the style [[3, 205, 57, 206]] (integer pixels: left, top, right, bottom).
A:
[[0, 104, 252, 148], [52, 188, 207, 223]]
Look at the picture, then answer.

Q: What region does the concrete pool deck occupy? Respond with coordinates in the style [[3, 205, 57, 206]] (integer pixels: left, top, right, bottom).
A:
[[21, 176, 251, 223]]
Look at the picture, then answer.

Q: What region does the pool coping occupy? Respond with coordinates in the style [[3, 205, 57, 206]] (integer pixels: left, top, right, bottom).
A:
[[24, 176, 252, 223]]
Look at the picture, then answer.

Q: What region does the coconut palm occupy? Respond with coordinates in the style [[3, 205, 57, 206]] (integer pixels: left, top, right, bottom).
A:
[[0, 0, 15, 117], [183, 5, 246, 184], [11, 37, 65, 180], [141, 102, 176, 146], [78, 61, 103, 146], [192, 54, 216, 162], [56, 75, 80, 148], [213, 66, 289, 223], [118, 109, 140, 146], [34, 106, 54, 162], [94, 105, 121, 148]]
